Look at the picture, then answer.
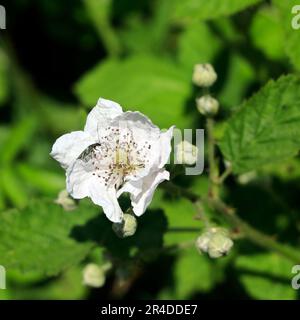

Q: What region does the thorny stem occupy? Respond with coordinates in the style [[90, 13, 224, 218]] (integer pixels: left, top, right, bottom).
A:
[[162, 181, 300, 264], [217, 166, 232, 184], [206, 118, 219, 199], [193, 200, 211, 228]]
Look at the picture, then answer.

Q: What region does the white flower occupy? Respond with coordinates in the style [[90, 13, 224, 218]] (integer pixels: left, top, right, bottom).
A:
[[175, 140, 198, 165], [50, 98, 174, 223]]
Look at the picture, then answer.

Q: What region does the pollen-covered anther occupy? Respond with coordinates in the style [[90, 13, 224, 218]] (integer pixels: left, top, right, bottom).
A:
[[87, 128, 148, 189]]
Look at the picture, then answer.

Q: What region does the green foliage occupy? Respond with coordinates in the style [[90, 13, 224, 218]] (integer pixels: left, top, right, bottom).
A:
[[2, 0, 300, 300], [172, 0, 262, 23], [178, 22, 221, 73], [236, 253, 296, 300], [75, 55, 192, 129], [218, 54, 255, 109], [250, 6, 285, 61], [220, 75, 300, 173], [0, 200, 99, 276], [0, 116, 37, 165], [273, 0, 300, 70]]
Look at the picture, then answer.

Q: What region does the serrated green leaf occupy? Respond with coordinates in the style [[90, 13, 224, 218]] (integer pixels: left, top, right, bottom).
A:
[[220, 75, 300, 173], [236, 253, 297, 300], [172, 0, 262, 23], [74, 55, 192, 129], [0, 199, 100, 276]]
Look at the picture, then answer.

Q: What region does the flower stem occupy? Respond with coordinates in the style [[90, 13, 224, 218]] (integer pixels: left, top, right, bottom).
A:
[[206, 118, 219, 199], [217, 166, 232, 184], [161, 181, 300, 263]]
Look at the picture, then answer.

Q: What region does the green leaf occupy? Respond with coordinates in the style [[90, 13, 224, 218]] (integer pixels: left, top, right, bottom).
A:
[[120, 0, 173, 54], [0, 199, 99, 276], [273, 0, 300, 70], [83, 0, 121, 56], [74, 55, 192, 129], [236, 253, 297, 300], [1, 166, 28, 208], [163, 248, 228, 299], [172, 0, 262, 23], [178, 22, 221, 72], [220, 75, 300, 173], [39, 96, 86, 135], [0, 116, 37, 165], [149, 178, 210, 246], [16, 163, 65, 195], [219, 54, 255, 109], [250, 5, 285, 61], [10, 267, 88, 300]]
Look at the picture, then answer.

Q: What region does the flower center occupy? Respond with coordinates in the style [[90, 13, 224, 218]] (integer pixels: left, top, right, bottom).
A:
[[80, 126, 151, 189]]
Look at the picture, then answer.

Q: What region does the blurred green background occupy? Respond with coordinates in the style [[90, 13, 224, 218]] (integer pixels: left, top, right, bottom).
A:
[[0, 0, 300, 300]]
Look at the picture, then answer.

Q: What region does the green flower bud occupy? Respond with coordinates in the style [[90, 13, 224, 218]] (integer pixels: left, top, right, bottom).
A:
[[175, 140, 198, 165], [112, 213, 137, 238], [82, 263, 106, 288], [54, 190, 77, 211], [192, 63, 217, 87], [196, 95, 219, 117]]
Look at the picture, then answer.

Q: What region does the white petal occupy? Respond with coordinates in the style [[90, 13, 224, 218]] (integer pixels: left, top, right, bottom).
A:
[[67, 160, 123, 223], [113, 111, 160, 132], [89, 182, 123, 223], [129, 169, 170, 216], [84, 98, 123, 137], [50, 131, 95, 170], [66, 159, 94, 199], [159, 126, 174, 168], [112, 111, 162, 178]]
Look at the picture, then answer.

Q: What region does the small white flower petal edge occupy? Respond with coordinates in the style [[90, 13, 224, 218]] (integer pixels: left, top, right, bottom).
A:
[[50, 98, 174, 223]]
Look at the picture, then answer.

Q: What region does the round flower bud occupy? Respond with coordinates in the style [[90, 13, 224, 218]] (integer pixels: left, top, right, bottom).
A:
[[112, 213, 137, 238], [195, 228, 233, 259], [237, 171, 257, 185], [82, 263, 105, 288], [195, 232, 211, 253], [207, 231, 233, 259], [196, 95, 219, 117], [192, 63, 217, 87], [54, 190, 77, 211], [175, 140, 198, 165]]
